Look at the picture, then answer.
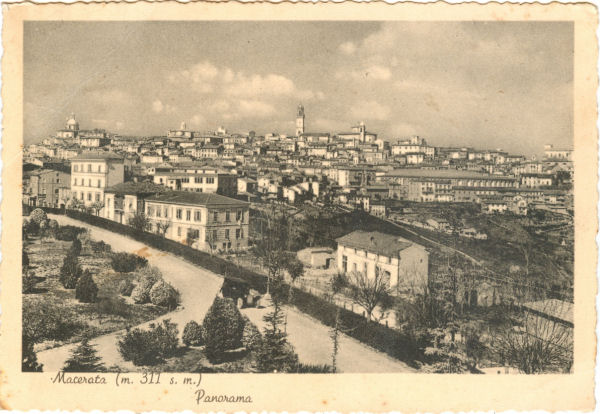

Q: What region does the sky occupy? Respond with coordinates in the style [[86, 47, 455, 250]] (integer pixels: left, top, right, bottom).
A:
[[24, 21, 573, 157]]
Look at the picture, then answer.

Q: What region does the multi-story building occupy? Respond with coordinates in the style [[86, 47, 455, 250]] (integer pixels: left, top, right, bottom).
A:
[[152, 169, 237, 196], [336, 230, 429, 295], [144, 191, 249, 252], [70, 152, 125, 211], [104, 181, 169, 224], [24, 168, 71, 208]]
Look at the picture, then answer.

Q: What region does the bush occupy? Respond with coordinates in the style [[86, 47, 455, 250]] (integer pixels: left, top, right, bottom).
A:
[[76, 270, 98, 303], [182, 321, 203, 347], [149, 280, 180, 309], [118, 319, 179, 366], [110, 252, 148, 273], [22, 250, 29, 270], [131, 266, 163, 304], [295, 363, 333, 373], [118, 279, 135, 297], [241, 316, 262, 352], [59, 254, 82, 289], [55, 225, 86, 241], [22, 272, 37, 293], [95, 297, 131, 318], [22, 300, 84, 342], [24, 219, 39, 236], [202, 297, 245, 361], [22, 335, 43, 372], [30, 208, 48, 225], [90, 240, 112, 255]]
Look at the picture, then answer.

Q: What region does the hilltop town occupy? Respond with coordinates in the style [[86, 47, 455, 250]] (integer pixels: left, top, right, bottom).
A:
[[22, 106, 574, 374]]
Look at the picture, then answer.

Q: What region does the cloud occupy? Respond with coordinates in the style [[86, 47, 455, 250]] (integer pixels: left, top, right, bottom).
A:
[[350, 100, 390, 121], [88, 88, 130, 104], [336, 64, 392, 81], [238, 99, 276, 118], [339, 41, 356, 55], [152, 99, 164, 113]]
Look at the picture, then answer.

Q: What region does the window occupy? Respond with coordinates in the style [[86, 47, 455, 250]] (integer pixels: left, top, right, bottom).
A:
[[95, 193, 100, 202], [97, 179, 101, 187], [176, 209, 182, 219], [207, 177, 215, 184], [88, 179, 91, 187], [342, 255, 348, 273], [236, 210, 242, 221], [353, 263, 357, 272], [148, 206, 154, 217], [194, 211, 201, 221], [80, 192, 84, 200], [55, 189, 59, 194], [236, 229, 240, 239], [194, 177, 202, 184], [213, 211, 218, 222], [363, 262, 368, 276], [159, 178, 164, 184], [186, 210, 191, 221], [225, 229, 230, 239], [98, 165, 102, 172], [213, 230, 218, 241], [87, 193, 92, 201], [177, 227, 181, 237], [73, 179, 77, 186], [87, 164, 92, 172], [164, 207, 169, 218], [225, 211, 230, 222], [74, 164, 79, 172]]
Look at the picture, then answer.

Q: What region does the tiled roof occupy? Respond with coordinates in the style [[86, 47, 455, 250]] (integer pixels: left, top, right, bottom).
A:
[[146, 191, 248, 207], [336, 231, 416, 257], [385, 168, 517, 180]]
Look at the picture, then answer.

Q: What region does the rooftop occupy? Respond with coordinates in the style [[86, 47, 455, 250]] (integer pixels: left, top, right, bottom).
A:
[[336, 230, 417, 257], [72, 151, 124, 161], [105, 181, 170, 196], [385, 168, 517, 180], [522, 299, 573, 326], [146, 191, 248, 207]]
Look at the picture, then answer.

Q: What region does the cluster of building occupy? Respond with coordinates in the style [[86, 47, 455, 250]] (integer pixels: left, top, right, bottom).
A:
[[23, 108, 573, 256]]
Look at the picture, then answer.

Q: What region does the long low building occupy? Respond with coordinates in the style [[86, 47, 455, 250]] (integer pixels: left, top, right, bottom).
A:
[[144, 191, 249, 253]]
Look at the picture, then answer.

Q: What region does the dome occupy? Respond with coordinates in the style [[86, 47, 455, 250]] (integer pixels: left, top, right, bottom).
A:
[[66, 113, 79, 128]]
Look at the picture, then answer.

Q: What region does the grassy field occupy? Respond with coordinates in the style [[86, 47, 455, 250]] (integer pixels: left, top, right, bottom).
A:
[[23, 236, 169, 352]]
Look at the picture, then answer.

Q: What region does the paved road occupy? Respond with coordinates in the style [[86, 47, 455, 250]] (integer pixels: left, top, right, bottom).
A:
[[38, 215, 415, 373]]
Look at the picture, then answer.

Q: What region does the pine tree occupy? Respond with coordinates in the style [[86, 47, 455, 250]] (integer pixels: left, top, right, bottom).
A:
[[22, 335, 43, 372], [75, 270, 98, 303], [62, 337, 106, 372], [60, 253, 82, 289]]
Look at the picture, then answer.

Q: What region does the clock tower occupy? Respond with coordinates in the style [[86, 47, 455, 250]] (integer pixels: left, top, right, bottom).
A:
[[295, 104, 305, 136]]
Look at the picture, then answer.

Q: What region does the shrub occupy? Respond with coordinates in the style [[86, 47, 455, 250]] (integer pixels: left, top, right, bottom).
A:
[[118, 279, 135, 297], [22, 300, 84, 342], [131, 266, 163, 304], [95, 297, 131, 318], [182, 321, 203, 347], [55, 225, 86, 241], [241, 316, 262, 352], [295, 363, 333, 373], [59, 254, 82, 289], [24, 219, 39, 236], [75, 270, 98, 303], [22, 250, 29, 271], [29, 208, 48, 224], [68, 239, 82, 257], [22, 335, 43, 372], [22, 272, 37, 293], [149, 280, 180, 309], [117, 319, 179, 366], [202, 297, 245, 361], [110, 252, 148, 273], [255, 336, 299, 373], [90, 240, 112, 255]]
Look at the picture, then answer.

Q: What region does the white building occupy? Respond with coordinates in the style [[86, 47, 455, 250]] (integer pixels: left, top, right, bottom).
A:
[[70, 152, 124, 213], [336, 230, 429, 295], [144, 191, 250, 252]]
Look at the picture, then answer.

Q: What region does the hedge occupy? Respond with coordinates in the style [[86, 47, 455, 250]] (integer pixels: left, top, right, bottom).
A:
[[63, 209, 423, 366]]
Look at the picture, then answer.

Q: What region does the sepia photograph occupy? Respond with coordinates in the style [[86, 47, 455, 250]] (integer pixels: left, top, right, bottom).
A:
[[1, 2, 597, 412]]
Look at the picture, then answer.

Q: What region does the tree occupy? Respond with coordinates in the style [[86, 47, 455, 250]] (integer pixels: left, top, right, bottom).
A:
[[60, 254, 82, 289], [76, 270, 99, 303], [128, 211, 151, 232], [90, 200, 105, 216], [69, 238, 82, 257], [255, 276, 299, 372], [494, 304, 573, 374], [348, 269, 392, 321], [149, 280, 180, 309], [29, 208, 47, 225], [156, 220, 171, 237], [62, 337, 106, 372], [423, 328, 473, 373], [22, 335, 43, 372], [118, 320, 179, 366], [202, 297, 245, 361]]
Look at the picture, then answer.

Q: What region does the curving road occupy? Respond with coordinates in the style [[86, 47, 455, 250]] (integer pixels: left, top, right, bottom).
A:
[[38, 215, 415, 373]]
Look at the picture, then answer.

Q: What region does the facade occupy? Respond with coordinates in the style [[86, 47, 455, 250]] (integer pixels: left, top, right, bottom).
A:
[[295, 104, 305, 136], [336, 230, 429, 295], [144, 191, 250, 252], [152, 170, 237, 196], [104, 181, 170, 224], [70, 152, 125, 212], [24, 169, 71, 207]]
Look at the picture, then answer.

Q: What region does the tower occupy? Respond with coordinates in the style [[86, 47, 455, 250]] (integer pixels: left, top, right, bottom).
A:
[[295, 104, 305, 136]]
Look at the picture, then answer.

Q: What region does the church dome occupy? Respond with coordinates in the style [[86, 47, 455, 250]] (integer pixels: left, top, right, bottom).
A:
[[66, 113, 79, 129]]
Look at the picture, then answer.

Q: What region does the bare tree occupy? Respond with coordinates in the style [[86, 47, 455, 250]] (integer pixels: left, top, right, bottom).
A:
[[156, 220, 171, 237], [493, 302, 573, 374], [90, 201, 104, 216], [348, 269, 392, 322], [128, 211, 151, 232]]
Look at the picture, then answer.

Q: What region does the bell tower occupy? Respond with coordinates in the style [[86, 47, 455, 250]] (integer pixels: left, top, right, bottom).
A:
[[295, 104, 305, 136]]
